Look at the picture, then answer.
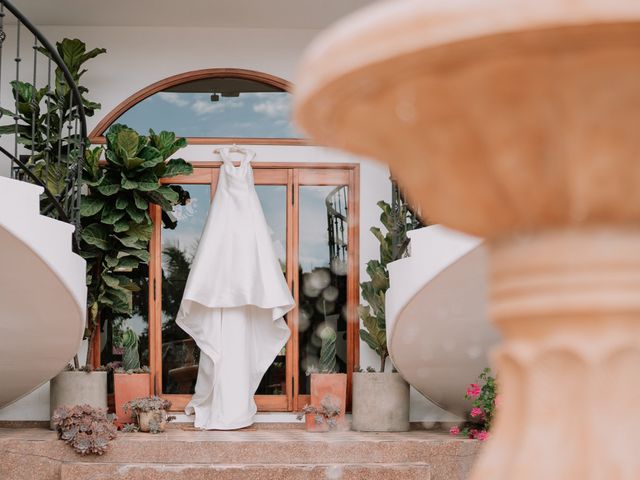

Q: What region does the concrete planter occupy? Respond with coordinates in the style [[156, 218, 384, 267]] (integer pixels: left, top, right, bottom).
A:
[[352, 372, 410, 432], [49, 370, 107, 429], [114, 373, 151, 426]]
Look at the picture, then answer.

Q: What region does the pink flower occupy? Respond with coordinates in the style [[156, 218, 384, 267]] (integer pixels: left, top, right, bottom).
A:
[[470, 407, 483, 418], [476, 431, 489, 441], [469, 429, 478, 439], [449, 426, 460, 436], [466, 383, 481, 398]]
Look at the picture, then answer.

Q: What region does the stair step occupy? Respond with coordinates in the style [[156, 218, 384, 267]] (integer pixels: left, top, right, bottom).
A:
[[0, 176, 43, 218], [0, 429, 480, 480], [60, 462, 431, 480]]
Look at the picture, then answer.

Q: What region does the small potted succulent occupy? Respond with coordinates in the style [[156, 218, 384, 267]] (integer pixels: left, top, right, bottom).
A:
[[297, 395, 342, 432], [113, 327, 151, 426], [303, 326, 347, 432], [124, 396, 174, 433], [51, 404, 117, 455]]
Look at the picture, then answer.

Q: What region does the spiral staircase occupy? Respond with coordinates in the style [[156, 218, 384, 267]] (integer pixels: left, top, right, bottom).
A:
[[0, 0, 87, 408], [386, 225, 501, 416]]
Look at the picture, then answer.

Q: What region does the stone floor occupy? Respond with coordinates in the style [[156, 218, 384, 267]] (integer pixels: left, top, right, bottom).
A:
[[0, 425, 481, 479]]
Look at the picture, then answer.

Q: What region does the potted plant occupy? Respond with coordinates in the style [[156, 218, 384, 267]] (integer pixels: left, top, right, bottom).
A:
[[124, 396, 174, 433], [49, 364, 110, 429], [52, 125, 191, 421], [352, 184, 422, 432], [303, 326, 347, 432], [297, 395, 342, 432], [113, 328, 151, 426], [51, 404, 117, 455], [0, 37, 114, 424]]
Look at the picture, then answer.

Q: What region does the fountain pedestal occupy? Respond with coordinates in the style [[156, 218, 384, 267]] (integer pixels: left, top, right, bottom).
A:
[[295, 1, 640, 477]]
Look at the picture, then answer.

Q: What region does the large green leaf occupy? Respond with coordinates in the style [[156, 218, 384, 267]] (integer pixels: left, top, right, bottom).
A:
[[133, 191, 148, 210], [115, 194, 130, 210], [114, 256, 141, 271], [101, 203, 126, 225], [123, 248, 149, 262], [124, 156, 145, 170], [160, 158, 193, 178], [115, 129, 140, 160], [138, 146, 164, 169], [115, 234, 146, 249], [97, 182, 119, 196], [125, 222, 153, 241], [80, 196, 105, 217], [113, 218, 130, 233], [126, 203, 146, 223], [81, 223, 109, 250]]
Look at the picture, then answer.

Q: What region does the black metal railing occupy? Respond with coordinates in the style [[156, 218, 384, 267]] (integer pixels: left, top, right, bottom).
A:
[[0, 0, 86, 250], [326, 185, 348, 267]]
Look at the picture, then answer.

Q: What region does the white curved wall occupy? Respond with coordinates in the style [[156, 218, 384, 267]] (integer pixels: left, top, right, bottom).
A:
[[387, 226, 501, 416]]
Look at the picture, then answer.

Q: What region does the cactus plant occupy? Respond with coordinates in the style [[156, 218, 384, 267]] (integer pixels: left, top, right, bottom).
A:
[[121, 327, 140, 371], [319, 326, 337, 373]]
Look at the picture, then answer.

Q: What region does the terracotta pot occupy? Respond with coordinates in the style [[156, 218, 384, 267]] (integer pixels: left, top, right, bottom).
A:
[[137, 409, 168, 433], [114, 372, 151, 426], [305, 373, 347, 432]]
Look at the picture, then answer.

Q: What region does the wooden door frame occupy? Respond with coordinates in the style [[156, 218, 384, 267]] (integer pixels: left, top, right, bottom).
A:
[[148, 162, 360, 412]]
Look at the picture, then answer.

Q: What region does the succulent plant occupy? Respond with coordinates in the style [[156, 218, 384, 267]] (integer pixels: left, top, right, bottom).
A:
[[123, 396, 174, 434], [124, 395, 171, 413], [121, 327, 140, 371], [297, 395, 342, 430], [51, 405, 117, 455]]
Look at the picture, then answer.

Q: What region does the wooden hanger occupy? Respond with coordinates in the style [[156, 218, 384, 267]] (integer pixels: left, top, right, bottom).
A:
[[213, 144, 248, 155]]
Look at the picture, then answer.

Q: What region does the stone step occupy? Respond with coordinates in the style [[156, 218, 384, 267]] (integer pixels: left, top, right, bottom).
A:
[[0, 428, 481, 480], [60, 462, 432, 480]]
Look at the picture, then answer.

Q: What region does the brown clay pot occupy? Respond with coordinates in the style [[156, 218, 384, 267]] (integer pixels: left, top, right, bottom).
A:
[[138, 409, 168, 433], [114, 372, 150, 426], [305, 373, 348, 432]]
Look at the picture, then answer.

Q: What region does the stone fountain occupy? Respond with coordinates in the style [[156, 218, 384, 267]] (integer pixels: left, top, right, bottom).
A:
[[294, 1, 640, 478]]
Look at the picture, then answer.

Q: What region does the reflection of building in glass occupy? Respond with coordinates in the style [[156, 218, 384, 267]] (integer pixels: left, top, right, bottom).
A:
[[298, 186, 349, 394], [326, 185, 348, 272]]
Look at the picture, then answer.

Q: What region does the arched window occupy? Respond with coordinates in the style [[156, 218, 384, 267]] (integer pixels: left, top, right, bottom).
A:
[[89, 69, 304, 144]]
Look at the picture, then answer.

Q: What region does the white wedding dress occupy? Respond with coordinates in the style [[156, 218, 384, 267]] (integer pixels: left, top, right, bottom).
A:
[[176, 148, 294, 430]]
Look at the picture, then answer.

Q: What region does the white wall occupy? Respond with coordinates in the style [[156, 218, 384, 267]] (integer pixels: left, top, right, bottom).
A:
[[0, 23, 444, 422]]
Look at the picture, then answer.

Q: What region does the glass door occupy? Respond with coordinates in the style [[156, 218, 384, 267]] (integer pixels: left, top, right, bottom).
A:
[[150, 167, 292, 412], [292, 168, 358, 410], [148, 164, 359, 412]]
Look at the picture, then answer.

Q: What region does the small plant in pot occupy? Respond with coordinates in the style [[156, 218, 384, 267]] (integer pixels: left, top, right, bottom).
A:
[[124, 396, 175, 433], [302, 326, 347, 432], [352, 187, 422, 432], [51, 404, 117, 455], [113, 328, 151, 426]]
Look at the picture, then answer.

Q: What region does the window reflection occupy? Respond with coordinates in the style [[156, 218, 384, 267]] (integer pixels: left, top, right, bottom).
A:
[[160, 183, 289, 395], [161, 184, 210, 394], [110, 77, 301, 139], [298, 185, 349, 394], [255, 185, 288, 395]]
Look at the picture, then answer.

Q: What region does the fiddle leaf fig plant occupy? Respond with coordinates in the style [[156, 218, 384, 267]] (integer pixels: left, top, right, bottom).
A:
[[80, 124, 192, 363], [359, 182, 422, 372], [0, 38, 106, 213]]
